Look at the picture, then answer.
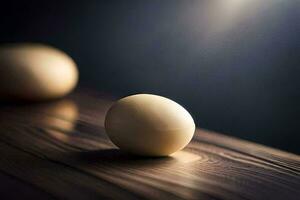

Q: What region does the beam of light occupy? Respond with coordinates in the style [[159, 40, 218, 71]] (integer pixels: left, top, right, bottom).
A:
[[182, 0, 287, 52], [206, 0, 256, 35]]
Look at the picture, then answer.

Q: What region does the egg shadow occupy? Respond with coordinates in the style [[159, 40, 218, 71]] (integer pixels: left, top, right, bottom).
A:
[[70, 148, 179, 168], [78, 148, 171, 162]]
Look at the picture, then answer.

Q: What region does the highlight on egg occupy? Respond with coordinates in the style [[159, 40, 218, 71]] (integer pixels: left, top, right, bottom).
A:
[[0, 43, 78, 101], [105, 94, 195, 156]]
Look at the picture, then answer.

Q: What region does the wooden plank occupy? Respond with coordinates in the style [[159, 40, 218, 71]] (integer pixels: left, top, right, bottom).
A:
[[0, 90, 299, 200], [0, 172, 54, 200]]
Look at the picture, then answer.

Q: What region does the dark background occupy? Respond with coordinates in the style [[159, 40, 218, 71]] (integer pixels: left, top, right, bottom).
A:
[[0, 0, 299, 154]]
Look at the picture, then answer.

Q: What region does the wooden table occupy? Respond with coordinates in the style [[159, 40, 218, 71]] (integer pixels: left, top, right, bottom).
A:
[[0, 90, 299, 200]]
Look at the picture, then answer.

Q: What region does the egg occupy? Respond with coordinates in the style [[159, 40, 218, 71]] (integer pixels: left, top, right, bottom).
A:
[[105, 94, 195, 156], [0, 43, 78, 101]]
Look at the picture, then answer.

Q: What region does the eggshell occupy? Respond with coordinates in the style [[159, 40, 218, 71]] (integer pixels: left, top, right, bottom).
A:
[[0, 43, 78, 101], [105, 94, 195, 156]]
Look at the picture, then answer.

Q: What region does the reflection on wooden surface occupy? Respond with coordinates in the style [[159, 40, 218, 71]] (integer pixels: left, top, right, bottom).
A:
[[0, 90, 299, 200]]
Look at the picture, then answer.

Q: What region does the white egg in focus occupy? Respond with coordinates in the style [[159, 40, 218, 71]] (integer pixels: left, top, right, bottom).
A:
[[0, 43, 78, 101], [105, 94, 195, 156]]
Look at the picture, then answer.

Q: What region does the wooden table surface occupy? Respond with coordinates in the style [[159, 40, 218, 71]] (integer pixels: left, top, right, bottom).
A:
[[0, 90, 299, 200]]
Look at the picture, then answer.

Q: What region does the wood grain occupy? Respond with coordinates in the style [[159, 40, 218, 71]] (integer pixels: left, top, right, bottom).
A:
[[0, 89, 299, 200]]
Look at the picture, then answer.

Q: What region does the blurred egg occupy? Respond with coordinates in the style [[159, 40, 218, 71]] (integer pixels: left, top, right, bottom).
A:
[[105, 94, 195, 156], [0, 43, 78, 101]]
